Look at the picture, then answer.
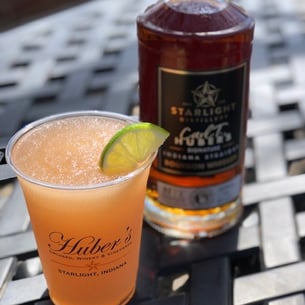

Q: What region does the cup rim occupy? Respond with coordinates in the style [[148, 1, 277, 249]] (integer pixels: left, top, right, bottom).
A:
[[5, 110, 155, 190]]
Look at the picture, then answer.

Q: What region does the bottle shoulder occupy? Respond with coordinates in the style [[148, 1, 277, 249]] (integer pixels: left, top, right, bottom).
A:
[[137, 0, 254, 37]]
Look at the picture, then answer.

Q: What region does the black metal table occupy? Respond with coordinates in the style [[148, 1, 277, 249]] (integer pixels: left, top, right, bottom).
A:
[[1, 0, 305, 304]]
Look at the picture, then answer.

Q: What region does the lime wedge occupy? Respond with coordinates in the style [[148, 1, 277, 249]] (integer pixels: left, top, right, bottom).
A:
[[99, 122, 169, 175]]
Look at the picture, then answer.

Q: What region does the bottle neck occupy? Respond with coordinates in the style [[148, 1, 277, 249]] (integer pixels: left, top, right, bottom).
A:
[[165, 0, 229, 14]]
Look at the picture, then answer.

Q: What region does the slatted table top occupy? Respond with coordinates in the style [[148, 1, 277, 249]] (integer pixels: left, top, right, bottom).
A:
[[1, 0, 305, 304]]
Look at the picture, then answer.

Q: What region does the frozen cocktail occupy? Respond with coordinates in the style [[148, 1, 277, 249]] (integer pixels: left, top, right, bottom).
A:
[[5, 111, 168, 305]]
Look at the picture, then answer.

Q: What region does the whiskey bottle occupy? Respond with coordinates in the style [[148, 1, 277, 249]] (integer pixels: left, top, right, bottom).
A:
[[137, 0, 255, 238]]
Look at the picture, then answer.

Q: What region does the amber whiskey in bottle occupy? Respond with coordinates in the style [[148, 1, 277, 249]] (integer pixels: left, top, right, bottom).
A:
[[137, 0, 254, 238]]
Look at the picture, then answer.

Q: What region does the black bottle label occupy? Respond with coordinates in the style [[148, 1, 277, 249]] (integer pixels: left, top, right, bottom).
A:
[[158, 63, 247, 176]]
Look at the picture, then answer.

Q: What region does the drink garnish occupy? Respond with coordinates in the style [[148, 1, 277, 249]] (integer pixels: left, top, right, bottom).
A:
[[99, 122, 169, 175]]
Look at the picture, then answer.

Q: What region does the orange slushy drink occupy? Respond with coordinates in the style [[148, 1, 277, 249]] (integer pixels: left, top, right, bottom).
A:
[[5, 111, 157, 305]]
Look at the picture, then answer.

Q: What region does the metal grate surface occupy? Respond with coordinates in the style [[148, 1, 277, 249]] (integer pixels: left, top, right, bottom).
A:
[[1, 0, 305, 304]]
